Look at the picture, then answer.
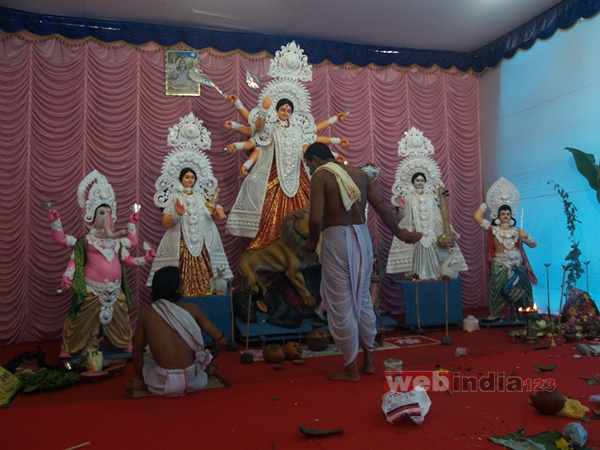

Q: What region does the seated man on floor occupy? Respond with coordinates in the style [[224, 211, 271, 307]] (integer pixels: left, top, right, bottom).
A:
[[129, 266, 227, 397]]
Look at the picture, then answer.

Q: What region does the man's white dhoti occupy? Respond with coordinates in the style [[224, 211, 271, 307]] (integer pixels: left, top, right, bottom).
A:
[[143, 348, 208, 397], [320, 224, 376, 367], [142, 299, 213, 397]]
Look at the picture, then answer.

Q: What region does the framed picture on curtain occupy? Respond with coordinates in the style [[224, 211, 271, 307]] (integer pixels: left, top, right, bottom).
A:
[[165, 50, 200, 96]]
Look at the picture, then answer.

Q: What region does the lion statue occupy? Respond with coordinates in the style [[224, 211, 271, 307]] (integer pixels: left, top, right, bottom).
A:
[[238, 207, 320, 307]]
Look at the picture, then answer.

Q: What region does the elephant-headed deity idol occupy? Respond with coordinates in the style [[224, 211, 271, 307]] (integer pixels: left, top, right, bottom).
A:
[[46, 170, 156, 359]]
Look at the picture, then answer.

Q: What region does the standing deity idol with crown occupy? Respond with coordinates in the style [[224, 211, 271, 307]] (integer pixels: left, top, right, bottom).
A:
[[473, 177, 537, 320], [386, 127, 468, 280], [222, 41, 350, 250], [147, 113, 232, 297]]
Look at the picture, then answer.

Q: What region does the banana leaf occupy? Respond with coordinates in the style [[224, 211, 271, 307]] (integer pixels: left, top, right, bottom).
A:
[[489, 428, 592, 449], [565, 147, 600, 203]]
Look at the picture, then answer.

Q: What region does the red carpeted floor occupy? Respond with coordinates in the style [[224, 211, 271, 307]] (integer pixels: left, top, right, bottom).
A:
[[1, 309, 599, 450]]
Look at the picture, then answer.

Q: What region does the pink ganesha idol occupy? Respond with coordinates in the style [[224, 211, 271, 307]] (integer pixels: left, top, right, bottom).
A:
[[46, 170, 155, 360]]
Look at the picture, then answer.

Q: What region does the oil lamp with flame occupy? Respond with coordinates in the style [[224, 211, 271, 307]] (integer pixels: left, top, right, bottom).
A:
[[518, 303, 539, 344]]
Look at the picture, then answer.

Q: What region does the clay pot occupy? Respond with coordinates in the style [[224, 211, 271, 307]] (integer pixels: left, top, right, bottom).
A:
[[19, 356, 40, 373], [306, 322, 331, 351], [262, 344, 286, 364], [563, 332, 577, 343], [284, 342, 303, 360], [531, 388, 565, 415]]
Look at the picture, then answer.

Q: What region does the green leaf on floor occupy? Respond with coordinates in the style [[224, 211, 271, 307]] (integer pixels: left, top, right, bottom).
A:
[[489, 429, 592, 450]]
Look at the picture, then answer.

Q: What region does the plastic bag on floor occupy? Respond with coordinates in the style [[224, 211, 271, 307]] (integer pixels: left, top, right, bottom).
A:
[[0, 366, 21, 407], [557, 398, 589, 419], [563, 422, 587, 447], [85, 350, 103, 372], [381, 385, 431, 425], [455, 347, 467, 357], [383, 358, 403, 372]]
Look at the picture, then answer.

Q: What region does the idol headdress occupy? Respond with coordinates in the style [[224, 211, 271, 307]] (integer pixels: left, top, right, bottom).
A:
[[485, 177, 520, 221], [391, 126, 443, 205], [154, 112, 217, 208], [77, 170, 117, 223], [249, 41, 316, 147]]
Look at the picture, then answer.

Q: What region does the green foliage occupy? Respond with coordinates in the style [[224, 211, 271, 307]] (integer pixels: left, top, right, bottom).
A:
[[489, 428, 593, 450], [17, 369, 80, 393], [566, 147, 600, 203], [548, 181, 583, 293]]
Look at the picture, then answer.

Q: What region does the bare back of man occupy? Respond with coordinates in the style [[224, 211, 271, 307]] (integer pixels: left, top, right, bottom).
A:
[[350, 164, 422, 244], [313, 170, 352, 229], [133, 302, 223, 382]]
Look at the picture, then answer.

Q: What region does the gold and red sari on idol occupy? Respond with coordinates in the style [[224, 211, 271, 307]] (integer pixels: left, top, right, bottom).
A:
[[246, 156, 310, 251], [179, 233, 214, 297]]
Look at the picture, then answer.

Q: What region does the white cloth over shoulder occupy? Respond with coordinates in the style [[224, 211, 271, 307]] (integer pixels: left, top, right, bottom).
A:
[[142, 299, 213, 397], [313, 162, 362, 262], [313, 162, 361, 211]]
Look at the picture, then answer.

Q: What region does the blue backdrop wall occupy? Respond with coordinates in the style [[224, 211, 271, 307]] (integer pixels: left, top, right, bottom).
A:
[[480, 14, 600, 314]]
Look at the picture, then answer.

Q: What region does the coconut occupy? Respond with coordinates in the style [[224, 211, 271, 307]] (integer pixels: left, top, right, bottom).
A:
[[284, 342, 303, 360], [531, 388, 565, 415], [262, 344, 286, 364], [240, 352, 254, 364], [226, 341, 239, 352]]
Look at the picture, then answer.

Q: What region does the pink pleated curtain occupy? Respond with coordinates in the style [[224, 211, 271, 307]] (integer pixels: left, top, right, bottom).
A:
[[0, 32, 485, 344]]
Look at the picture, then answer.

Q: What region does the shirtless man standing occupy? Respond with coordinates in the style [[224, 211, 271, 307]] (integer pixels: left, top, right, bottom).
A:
[[129, 266, 226, 397], [301, 143, 421, 382]]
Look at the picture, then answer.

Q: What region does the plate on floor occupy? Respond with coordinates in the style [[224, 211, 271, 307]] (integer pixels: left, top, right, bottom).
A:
[[80, 371, 109, 382]]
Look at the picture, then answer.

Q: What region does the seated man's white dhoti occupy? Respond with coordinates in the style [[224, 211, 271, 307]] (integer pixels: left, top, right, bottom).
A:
[[142, 299, 213, 397]]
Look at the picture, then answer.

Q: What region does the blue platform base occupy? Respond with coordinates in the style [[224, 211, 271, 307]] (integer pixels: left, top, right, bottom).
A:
[[98, 345, 131, 361], [376, 314, 398, 329], [235, 312, 317, 344], [235, 311, 398, 344], [479, 315, 529, 329], [181, 294, 232, 345], [392, 278, 463, 328]]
